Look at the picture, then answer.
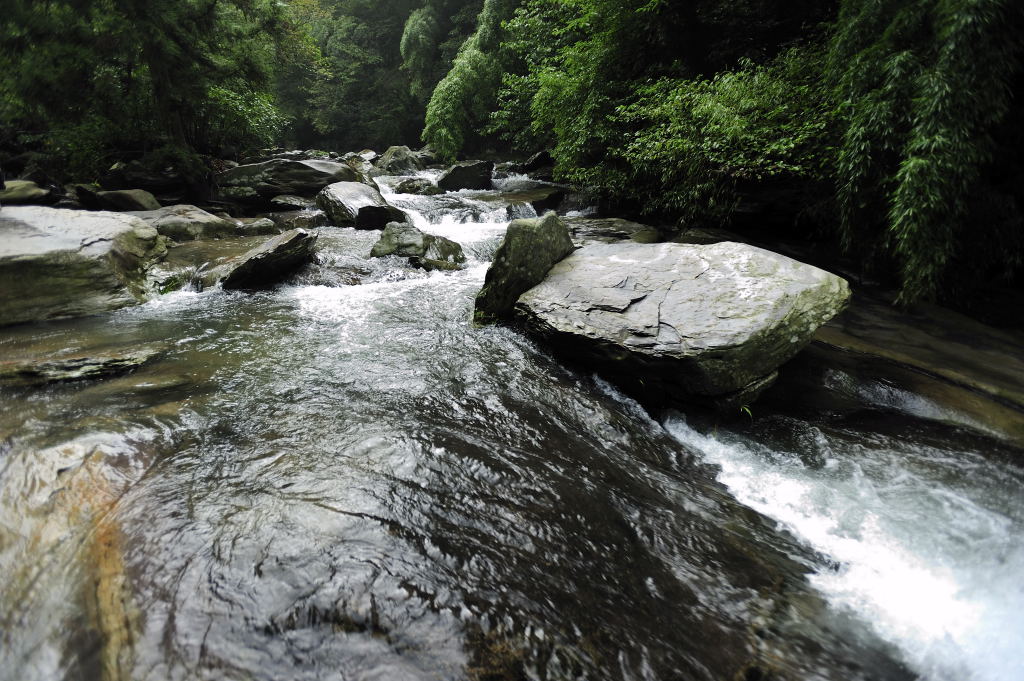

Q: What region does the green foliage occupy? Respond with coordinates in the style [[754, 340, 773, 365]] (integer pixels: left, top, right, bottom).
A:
[[422, 0, 520, 160], [829, 0, 1024, 303], [601, 48, 835, 222]]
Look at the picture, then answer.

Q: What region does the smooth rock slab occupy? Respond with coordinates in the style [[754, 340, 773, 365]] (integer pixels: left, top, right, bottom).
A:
[[515, 241, 850, 405], [316, 182, 407, 229], [200, 229, 318, 290], [0, 206, 167, 326]]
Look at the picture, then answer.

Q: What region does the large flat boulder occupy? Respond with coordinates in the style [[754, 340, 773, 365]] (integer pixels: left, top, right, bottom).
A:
[[474, 212, 575, 324], [0, 206, 167, 326], [200, 229, 318, 290], [370, 222, 466, 271], [515, 241, 850, 407], [217, 159, 357, 203], [124, 205, 237, 241], [438, 160, 494, 192], [316, 182, 407, 229]]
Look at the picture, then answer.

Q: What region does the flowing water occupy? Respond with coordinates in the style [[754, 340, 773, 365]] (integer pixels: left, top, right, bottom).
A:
[[0, 172, 1021, 681]]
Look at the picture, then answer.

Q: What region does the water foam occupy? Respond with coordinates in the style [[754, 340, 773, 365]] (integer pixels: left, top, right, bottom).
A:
[[664, 415, 1024, 681]]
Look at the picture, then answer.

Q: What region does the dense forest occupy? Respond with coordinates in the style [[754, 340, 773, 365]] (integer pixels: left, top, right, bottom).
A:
[[2, 0, 1023, 307]]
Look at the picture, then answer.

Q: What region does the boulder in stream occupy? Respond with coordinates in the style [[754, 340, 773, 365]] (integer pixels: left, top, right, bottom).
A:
[[370, 222, 466, 271], [474, 212, 575, 324], [437, 160, 494, 192], [0, 180, 52, 205], [0, 206, 167, 326], [515, 241, 851, 409], [124, 204, 237, 241], [261, 209, 329, 231], [95, 189, 161, 211], [375, 145, 425, 175], [217, 159, 358, 204], [200, 229, 318, 290], [316, 181, 407, 229], [394, 178, 442, 196]]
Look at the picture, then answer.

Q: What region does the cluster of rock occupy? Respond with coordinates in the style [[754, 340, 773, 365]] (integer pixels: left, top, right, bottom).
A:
[[474, 211, 851, 409]]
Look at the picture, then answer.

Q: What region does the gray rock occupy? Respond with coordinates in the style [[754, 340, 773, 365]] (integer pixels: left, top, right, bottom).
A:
[[261, 209, 329, 231], [226, 217, 280, 236], [0, 180, 51, 205], [316, 182, 407, 229], [375, 146, 424, 175], [370, 222, 466, 271], [474, 212, 575, 324], [437, 160, 494, 192], [270, 194, 316, 210], [95, 189, 161, 211], [394, 178, 441, 195], [125, 205, 237, 241], [217, 159, 357, 203], [515, 241, 851, 406], [0, 206, 167, 326], [201, 229, 318, 290]]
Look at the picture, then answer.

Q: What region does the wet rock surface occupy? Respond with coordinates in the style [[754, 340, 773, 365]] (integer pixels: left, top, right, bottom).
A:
[[474, 212, 575, 323], [438, 160, 494, 192], [0, 206, 167, 326], [94, 189, 161, 212], [200, 228, 318, 290], [370, 222, 466, 271], [0, 345, 164, 386], [374, 145, 424, 175], [316, 182, 407, 229], [515, 241, 850, 406], [0, 180, 52, 205]]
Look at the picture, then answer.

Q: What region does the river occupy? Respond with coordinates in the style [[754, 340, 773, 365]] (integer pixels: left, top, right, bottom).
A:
[[0, 171, 1021, 681]]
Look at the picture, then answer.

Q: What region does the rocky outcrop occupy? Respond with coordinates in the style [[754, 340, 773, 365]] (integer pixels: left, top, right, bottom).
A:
[[375, 146, 425, 175], [394, 178, 441, 195], [370, 222, 466, 271], [0, 180, 52, 205], [316, 182, 407, 229], [217, 159, 357, 204], [95, 189, 161, 212], [515, 241, 850, 408], [200, 229, 318, 290], [474, 212, 575, 324], [438, 161, 494, 192], [124, 205, 237, 241], [0, 206, 167, 326]]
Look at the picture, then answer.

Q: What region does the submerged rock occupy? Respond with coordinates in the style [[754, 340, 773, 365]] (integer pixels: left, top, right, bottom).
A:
[[217, 159, 357, 204], [438, 160, 494, 192], [370, 222, 466, 271], [474, 212, 575, 324], [375, 145, 424, 175], [200, 229, 318, 290], [124, 204, 237, 241], [225, 216, 280, 236], [515, 241, 850, 408], [0, 345, 164, 386], [0, 206, 167, 326], [563, 217, 663, 245], [316, 182, 407, 229], [0, 180, 52, 205]]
